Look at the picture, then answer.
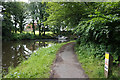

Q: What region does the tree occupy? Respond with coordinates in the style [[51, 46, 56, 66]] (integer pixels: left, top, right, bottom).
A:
[[46, 2, 120, 62], [2, 2, 29, 40], [2, 2, 13, 39], [45, 2, 87, 34], [35, 2, 49, 36], [18, 2, 28, 33], [2, 2, 28, 34], [10, 2, 21, 33], [35, 2, 43, 37], [29, 2, 36, 35], [42, 2, 49, 36], [73, 2, 120, 62]]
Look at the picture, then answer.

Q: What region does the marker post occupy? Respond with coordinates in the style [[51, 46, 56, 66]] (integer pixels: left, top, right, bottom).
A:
[[104, 52, 113, 78]]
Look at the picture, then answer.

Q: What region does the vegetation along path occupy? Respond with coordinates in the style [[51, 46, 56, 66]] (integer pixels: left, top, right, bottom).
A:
[[50, 42, 88, 78]]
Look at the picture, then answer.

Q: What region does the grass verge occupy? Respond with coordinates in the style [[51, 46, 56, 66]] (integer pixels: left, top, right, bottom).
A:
[[17, 31, 53, 36], [75, 42, 120, 79], [4, 41, 74, 78], [75, 42, 105, 78]]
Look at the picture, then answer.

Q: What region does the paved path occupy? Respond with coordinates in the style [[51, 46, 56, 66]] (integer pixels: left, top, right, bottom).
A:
[[50, 42, 88, 78]]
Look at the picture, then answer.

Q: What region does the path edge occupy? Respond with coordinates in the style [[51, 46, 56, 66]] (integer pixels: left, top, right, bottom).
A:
[[49, 42, 75, 78]]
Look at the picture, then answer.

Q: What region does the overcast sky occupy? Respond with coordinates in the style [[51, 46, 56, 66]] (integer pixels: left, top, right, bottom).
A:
[[15, 0, 28, 2], [18, 0, 29, 2], [3, 0, 29, 2]]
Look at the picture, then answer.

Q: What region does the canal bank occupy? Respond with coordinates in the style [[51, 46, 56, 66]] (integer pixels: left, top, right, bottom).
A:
[[3, 41, 73, 78], [2, 39, 69, 76]]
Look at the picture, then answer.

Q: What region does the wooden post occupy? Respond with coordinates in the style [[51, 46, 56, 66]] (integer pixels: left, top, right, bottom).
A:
[[104, 52, 113, 78], [104, 52, 109, 78]]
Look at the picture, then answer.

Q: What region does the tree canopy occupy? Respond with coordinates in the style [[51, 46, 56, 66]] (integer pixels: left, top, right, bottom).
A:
[[2, 2, 120, 59]]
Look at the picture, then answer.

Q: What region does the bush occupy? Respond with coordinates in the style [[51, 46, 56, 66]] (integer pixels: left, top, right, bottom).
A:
[[11, 33, 20, 40], [10, 33, 35, 40], [19, 33, 35, 40]]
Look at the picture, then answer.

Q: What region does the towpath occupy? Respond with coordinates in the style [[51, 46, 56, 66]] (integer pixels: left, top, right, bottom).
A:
[[50, 42, 88, 78]]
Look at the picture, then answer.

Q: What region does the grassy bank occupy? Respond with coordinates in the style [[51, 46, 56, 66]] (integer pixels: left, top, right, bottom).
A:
[[4, 41, 72, 78], [75, 42, 120, 79], [17, 31, 53, 36]]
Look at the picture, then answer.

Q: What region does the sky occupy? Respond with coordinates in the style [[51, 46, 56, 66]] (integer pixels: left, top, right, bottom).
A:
[[15, 0, 28, 2], [2, 0, 29, 2]]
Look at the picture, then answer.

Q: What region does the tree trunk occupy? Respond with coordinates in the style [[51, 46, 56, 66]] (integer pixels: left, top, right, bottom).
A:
[[39, 41, 40, 47], [20, 19, 23, 33], [43, 26, 45, 36], [20, 27, 22, 33], [57, 25, 60, 35], [20, 23, 23, 33], [39, 22, 41, 37], [15, 19, 17, 33], [32, 19, 35, 35], [37, 20, 41, 37], [39, 25, 41, 36]]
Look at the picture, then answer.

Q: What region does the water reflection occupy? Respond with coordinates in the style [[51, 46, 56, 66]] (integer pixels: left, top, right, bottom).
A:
[[2, 39, 64, 75], [58, 40, 67, 43]]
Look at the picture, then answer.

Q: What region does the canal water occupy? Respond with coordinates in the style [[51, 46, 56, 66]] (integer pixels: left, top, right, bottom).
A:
[[2, 39, 67, 76]]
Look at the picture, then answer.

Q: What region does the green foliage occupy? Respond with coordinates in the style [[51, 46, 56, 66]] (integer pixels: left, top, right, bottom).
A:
[[10, 33, 35, 40], [19, 33, 35, 40], [75, 41, 120, 78], [73, 2, 120, 67], [2, 31, 56, 41], [2, 2, 52, 41], [2, 2, 28, 40], [45, 2, 87, 34], [75, 42, 105, 78], [29, 2, 49, 36], [74, 10, 120, 43], [2, 2, 13, 38], [17, 2, 28, 33]]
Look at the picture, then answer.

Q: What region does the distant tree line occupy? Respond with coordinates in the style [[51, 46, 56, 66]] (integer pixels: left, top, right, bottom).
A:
[[2, 2, 49, 40]]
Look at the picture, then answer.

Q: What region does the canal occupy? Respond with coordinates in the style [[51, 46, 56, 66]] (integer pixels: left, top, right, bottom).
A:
[[2, 39, 67, 76]]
